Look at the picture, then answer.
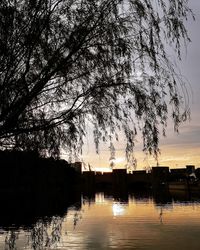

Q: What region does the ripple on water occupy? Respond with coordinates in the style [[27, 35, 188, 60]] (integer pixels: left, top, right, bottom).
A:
[[1, 192, 200, 249]]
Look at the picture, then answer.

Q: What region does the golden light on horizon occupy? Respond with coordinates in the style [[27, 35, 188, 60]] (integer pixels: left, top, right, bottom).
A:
[[82, 144, 200, 172], [81, 121, 200, 172]]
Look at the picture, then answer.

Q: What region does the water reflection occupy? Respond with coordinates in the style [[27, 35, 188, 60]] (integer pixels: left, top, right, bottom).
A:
[[95, 192, 107, 204], [5, 231, 19, 250], [1, 190, 200, 249], [112, 203, 126, 216]]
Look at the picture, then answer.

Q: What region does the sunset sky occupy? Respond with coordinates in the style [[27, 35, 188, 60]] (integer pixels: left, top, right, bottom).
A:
[[80, 0, 200, 171]]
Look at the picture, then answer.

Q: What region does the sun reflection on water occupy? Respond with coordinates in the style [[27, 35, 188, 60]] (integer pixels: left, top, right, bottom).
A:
[[112, 203, 126, 216]]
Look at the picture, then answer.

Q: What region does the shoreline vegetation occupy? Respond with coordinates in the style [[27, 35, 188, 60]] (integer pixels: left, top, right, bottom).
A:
[[0, 150, 80, 193]]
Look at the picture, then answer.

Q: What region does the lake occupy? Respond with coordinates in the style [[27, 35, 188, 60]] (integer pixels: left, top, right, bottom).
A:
[[1, 190, 200, 249]]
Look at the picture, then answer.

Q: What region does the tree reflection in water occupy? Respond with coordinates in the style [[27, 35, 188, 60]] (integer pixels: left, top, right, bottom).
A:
[[29, 216, 63, 249], [5, 231, 19, 250], [73, 212, 80, 229], [159, 207, 163, 224], [3, 207, 83, 249], [0, 187, 82, 249], [4, 216, 64, 250]]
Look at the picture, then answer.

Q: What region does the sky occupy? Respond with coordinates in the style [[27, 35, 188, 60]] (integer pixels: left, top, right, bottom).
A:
[[81, 0, 200, 171]]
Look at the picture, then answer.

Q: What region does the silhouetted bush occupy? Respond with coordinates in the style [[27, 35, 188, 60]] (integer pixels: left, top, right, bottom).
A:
[[0, 150, 79, 192]]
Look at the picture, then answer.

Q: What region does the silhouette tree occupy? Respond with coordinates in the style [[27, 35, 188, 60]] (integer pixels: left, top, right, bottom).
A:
[[0, 0, 193, 159]]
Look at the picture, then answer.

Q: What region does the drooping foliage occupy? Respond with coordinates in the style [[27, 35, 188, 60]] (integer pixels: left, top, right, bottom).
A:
[[0, 0, 193, 159]]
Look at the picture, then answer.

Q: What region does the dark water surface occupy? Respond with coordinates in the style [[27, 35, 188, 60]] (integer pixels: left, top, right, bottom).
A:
[[1, 191, 200, 249]]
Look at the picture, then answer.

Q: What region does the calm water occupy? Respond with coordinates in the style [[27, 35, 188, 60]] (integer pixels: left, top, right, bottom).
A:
[[1, 191, 200, 249]]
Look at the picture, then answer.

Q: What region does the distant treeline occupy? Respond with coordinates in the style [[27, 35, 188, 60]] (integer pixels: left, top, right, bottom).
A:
[[0, 150, 80, 193]]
